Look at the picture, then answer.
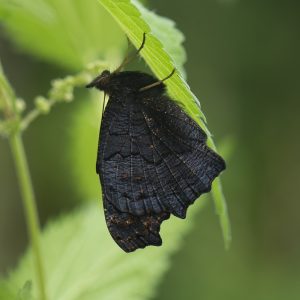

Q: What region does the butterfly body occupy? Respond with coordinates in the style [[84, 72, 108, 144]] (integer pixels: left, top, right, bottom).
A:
[[87, 69, 226, 252], [86, 70, 165, 97]]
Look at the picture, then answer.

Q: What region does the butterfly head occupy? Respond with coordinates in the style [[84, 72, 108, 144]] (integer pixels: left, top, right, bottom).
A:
[[86, 70, 111, 91]]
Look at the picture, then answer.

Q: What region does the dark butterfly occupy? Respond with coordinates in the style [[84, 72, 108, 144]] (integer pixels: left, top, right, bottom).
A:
[[86, 34, 226, 252]]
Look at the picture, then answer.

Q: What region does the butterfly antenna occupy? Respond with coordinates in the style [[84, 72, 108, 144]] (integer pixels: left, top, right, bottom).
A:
[[139, 68, 176, 92], [114, 33, 146, 73]]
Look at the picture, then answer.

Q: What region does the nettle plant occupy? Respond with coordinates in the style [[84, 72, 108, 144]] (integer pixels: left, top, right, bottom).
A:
[[0, 1, 230, 300]]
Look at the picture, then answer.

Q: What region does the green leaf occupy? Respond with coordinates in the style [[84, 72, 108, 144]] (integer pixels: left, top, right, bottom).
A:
[[132, 0, 186, 77], [0, 57, 15, 115], [0, 0, 125, 70], [97, 0, 231, 248], [1, 201, 206, 300], [0, 281, 15, 299], [0, 0, 186, 74], [18, 281, 34, 300]]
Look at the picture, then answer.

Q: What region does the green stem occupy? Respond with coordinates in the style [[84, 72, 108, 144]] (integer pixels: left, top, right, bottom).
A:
[[9, 133, 47, 300], [21, 98, 55, 131], [1, 58, 48, 300]]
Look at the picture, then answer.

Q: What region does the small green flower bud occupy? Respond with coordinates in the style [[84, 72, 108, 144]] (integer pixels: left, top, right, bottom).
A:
[[35, 96, 50, 114], [64, 92, 74, 102], [86, 60, 107, 73], [16, 98, 26, 113], [65, 75, 75, 85], [75, 73, 92, 86], [50, 78, 74, 102]]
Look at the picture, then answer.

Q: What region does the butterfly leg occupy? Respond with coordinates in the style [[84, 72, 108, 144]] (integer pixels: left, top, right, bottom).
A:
[[139, 68, 176, 92], [100, 92, 107, 122], [114, 33, 147, 73]]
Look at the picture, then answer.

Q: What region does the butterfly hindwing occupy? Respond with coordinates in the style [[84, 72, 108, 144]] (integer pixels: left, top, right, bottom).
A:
[[104, 198, 170, 252], [97, 90, 225, 251]]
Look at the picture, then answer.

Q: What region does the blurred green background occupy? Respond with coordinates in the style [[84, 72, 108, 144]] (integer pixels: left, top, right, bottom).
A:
[[1, 0, 300, 299]]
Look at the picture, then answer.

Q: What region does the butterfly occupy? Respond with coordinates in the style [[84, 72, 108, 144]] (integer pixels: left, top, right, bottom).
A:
[[86, 33, 226, 252]]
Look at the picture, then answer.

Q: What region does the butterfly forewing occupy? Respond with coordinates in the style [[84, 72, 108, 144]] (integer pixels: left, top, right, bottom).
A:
[[97, 84, 225, 252]]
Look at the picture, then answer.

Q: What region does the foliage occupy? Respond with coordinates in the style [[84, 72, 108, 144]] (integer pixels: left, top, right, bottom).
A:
[[0, 0, 123, 70], [0, 0, 229, 299], [1, 201, 206, 300]]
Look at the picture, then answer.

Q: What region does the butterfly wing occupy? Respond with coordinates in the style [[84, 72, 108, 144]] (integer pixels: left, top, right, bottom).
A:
[[98, 95, 171, 252], [138, 94, 226, 218], [104, 199, 169, 252], [98, 91, 225, 252]]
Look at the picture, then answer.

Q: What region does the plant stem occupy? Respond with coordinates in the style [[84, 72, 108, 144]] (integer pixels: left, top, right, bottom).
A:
[[1, 59, 47, 299], [9, 133, 47, 300], [21, 98, 55, 131], [1, 60, 48, 299]]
